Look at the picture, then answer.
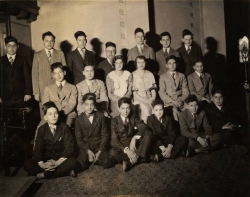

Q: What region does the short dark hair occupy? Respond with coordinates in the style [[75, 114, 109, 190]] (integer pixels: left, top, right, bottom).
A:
[[118, 97, 131, 108], [113, 55, 124, 65], [166, 55, 177, 63], [151, 99, 164, 108], [42, 31, 56, 40], [4, 36, 18, 45], [192, 58, 203, 67], [83, 64, 95, 71], [134, 27, 144, 35], [160, 32, 171, 41], [42, 102, 58, 116], [50, 62, 64, 72], [82, 93, 96, 104], [135, 55, 147, 67], [185, 95, 198, 104], [74, 31, 87, 39], [211, 88, 224, 97], [105, 42, 116, 48], [182, 29, 193, 38]]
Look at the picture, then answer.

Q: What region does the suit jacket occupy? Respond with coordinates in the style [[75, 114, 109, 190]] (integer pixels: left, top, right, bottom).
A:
[[0, 55, 32, 99], [159, 71, 189, 106], [179, 109, 213, 139], [156, 48, 180, 75], [76, 79, 108, 114], [96, 59, 114, 82], [32, 49, 66, 96], [75, 112, 109, 153], [111, 115, 149, 150], [34, 122, 74, 162], [66, 48, 96, 85], [147, 114, 176, 147], [187, 72, 213, 101], [42, 81, 77, 115], [177, 44, 203, 75], [127, 45, 155, 63], [205, 103, 234, 133]]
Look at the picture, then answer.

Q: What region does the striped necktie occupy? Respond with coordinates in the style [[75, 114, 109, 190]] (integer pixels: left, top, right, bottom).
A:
[[9, 56, 14, 65], [80, 49, 85, 59], [48, 50, 52, 60], [187, 46, 191, 54]]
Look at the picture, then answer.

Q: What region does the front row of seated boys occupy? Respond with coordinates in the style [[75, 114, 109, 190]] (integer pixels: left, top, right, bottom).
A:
[[24, 85, 248, 179]]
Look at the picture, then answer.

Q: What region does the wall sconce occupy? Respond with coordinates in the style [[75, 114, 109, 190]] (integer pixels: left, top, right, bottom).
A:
[[239, 36, 249, 85]]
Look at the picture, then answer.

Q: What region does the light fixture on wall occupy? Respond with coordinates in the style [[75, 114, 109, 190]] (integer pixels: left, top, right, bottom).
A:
[[239, 36, 249, 87]]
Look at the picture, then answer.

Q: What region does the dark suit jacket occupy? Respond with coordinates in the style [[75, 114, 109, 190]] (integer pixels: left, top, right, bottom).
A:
[[66, 48, 96, 84], [96, 59, 114, 82], [205, 103, 234, 133], [147, 114, 176, 147], [75, 112, 109, 153], [34, 122, 74, 162], [0, 55, 32, 99], [111, 115, 149, 150], [179, 109, 213, 139], [177, 44, 203, 75]]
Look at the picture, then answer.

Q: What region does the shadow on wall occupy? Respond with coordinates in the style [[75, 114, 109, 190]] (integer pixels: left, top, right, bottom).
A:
[[60, 40, 73, 58], [90, 38, 105, 65], [17, 43, 34, 68]]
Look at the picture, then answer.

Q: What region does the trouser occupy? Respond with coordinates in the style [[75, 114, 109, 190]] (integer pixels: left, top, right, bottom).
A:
[[220, 127, 248, 147], [23, 157, 77, 179]]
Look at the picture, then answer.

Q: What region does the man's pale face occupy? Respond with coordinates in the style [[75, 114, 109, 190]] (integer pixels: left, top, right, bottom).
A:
[[43, 36, 55, 50], [186, 101, 198, 114], [83, 66, 94, 80], [160, 36, 171, 48], [212, 93, 224, 106], [44, 107, 59, 124], [166, 59, 177, 72], [153, 105, 164, 119], [6, 42, 18, 55], [193, 62, 203, 73], [119, 103, 130, 118], [136, 58, 146, 70], [76, 36, 87, 49], [135, 32, 144, 45], [114, 59, 123, 71], [182, 35, 193, 46], [52, 67, 65, 82], [106, 46, 116, 60], [84, 99, 95, 114]]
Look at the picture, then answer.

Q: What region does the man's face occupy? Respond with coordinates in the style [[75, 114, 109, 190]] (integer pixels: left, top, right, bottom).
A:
[[119, 103, 130, 118], [52, 67, 65, 82], [84, 99, 95, 114], [212, 93, 224, 106], [160, 36, 171, 48], [182, 35, 193, 46], [153, 104, 164, 119], [114, 59, 123, 71], [83, 66, 94, 80], [6, 42, 18, 55], [186, 101, 198, 114], [106, 46, 116, 60], [76, 36, 87, 49], [43, 36, 55, 50], [44, 107, 59, 124], [136, 58, 146, 70], [166, 59, 177, 72], [193, 62, 203, 73], [135, 32, 144, 45]]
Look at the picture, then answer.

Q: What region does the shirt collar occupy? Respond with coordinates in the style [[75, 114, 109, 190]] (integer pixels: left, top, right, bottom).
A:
[[86, 79, 94, 86], [163, 47, 170, 53], [78, 47, 85, 53], [137, 44, 144, 49], [107, 58, 113, 65], [120, 115, 129, 122], [56, 80, 66, 87], [169, 71, 176, 75], [195, 71, 202, 77], [215, 105, 223, 110], [185, 45, 191, 51], [45, 48, 53, 54], [48, 123, 57, 129], [7, 54, 16, 60]]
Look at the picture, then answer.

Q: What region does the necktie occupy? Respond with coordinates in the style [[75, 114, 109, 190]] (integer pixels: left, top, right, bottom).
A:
[[48, 50, 52, 60], [200, 74, 204, 86], [88, 81, 93, 90], [124, 118, 129, 131], [172, 73, 176, 86], [192, 113, 197, 129], [9, 56, 14, 65], [220, 106, 224, 113], [164, 49, 169, 58], [50, 126, 56, 137], [140, 46, 143, 55], [80, 49, 85, 59], [187, 46, 191, 54], [58, 83, 63, 98]]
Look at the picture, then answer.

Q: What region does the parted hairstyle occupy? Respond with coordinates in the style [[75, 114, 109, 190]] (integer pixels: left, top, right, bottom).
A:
[[74, 31, 87, 39], [118, 97, 132, 108], [113, 55, 124, 65], [42, 102, 59, 115], [135, 55, 147, 68], [82, 93, 96, 104], [192, 58, 203, 67], [151, 99, 164, 108], [4, 36, 18, 45], [50, 62, 64, 72], [211, 88, 224, 97], [42, 31, 56, 40], [184, 95, 198, 104], [134, 27, 144, 35], [165, 55, 177, 63], [182, 29, 193, 38], [160, 32, 172, 41]]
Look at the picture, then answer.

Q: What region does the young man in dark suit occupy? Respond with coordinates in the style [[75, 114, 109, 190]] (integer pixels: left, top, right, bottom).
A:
[[147, 99, 188, 159], [66, 31, 96, 84], [96, 42, 116, 82], [109, 97, 155, 171], [24, 102, 77, 179], [0, 36, 32, 108], [179, 95, 221, 154], [177, 29, 203, 75], [75, 93, 113, 172], [156, 32, 180, 75]]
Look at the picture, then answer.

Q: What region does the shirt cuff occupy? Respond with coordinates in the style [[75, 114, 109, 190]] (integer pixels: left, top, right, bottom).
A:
[[38, 161, 44, 165], [133, 135, 141, 140], [124, 147, 129, 153], [59, 157, 67, 161]]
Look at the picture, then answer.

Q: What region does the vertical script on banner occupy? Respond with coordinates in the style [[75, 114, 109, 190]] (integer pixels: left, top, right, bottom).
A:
[[118, 0, 128, 49], [189, 1, 194, 30]]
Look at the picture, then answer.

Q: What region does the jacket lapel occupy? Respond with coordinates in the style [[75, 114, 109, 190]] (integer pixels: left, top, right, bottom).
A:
[[10, 55, 20, 71], [59, 81, 69, 101], [154, 115, 163, 135], [73, 49, 85, 68], [42, 49, 50, 64], [175, 72, 180, 88], [117, 116, 127, 135], [193, 72, 203, 89], [51, 83, 60, 100], [90, 79, 98, 93], [53, 123, 63, 144], [88, 112, 99, 137], [51, 49, 59, 63]]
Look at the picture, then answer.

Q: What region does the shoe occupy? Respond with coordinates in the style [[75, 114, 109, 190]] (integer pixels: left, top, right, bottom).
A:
[[185, 148, 196, 157], [234, 145, 248, 155], [150, 154, 159, 163], [122, 161, 131, 172], [69, 169, 77, 177]]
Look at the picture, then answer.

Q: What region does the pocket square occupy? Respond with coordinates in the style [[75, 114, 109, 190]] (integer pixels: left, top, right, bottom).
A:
[[58, 136, 63, 141]]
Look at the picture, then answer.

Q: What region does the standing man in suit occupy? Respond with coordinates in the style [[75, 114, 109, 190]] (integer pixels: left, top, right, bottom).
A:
[[32, 31, 66, 117], [96, 42, 116, 82], [66, 31, 96, 85], [127, 28, 155, 71], [75, 93, 113, 172], [177, 29, 203, 75], [0, 36, 32, 108], [156, 32, 180, 75]]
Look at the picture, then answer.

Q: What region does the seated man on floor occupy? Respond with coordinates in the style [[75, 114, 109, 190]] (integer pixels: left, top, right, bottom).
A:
[[76, 64, 109, 116], [205, 88, 248, 153], [109, 97, 155, 171], [24, 102, 77, 179], [179, 95, 221, 155], [147, 99, 189, 160], [75, 93, 113, 172]]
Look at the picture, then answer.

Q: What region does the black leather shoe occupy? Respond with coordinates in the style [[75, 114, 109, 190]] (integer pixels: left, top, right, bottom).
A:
[[150, 154, 159, 163], [122, 161, 131, 172]]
